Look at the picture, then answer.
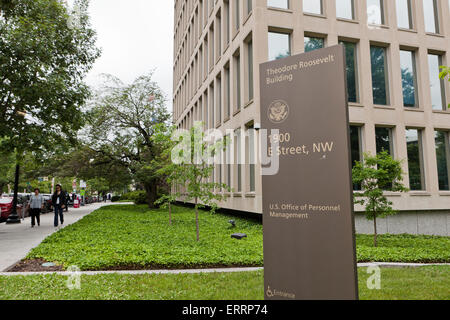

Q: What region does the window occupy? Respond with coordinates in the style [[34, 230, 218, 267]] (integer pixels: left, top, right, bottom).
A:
[[209, 82, 214, 128], [367, 0, 385, 25], [209, 26, 214, 70], [370, 46, 389, 105], [268, 0, 289, 9], [210, 0, 214, 15], [234, 0, 240, 31], [350, 125, 362, 190], [428, 54, 446, 111], [396, 0, 413, 29], [204, 0, 208, 27], [340, 41, 359, 103], [406, 129, 425, 190], [224, 0, 230, 46], [268, 31, 290, 61], [235, 128, 242, 192], [303, 0, 323, 14], [233, 50, 241, 110], [204, 37, 208, 79], [225, 134, 232, 188], [199, 45, 204, 81], [400, 50, 418, 107], [216, 75, 222, 125], [204, 90, 208, 129], [435, 131, 450, 191], [423, 0, 439, 33], [246, 38, 254, 102], [375, 127, 393, 155], [224, 63, 231, 119], [304, 36, 324, 52], [247, 124, 256, 192], [336, 0, 355, 20], [216, 13, 221, 61], [246, 0, 253, 15]]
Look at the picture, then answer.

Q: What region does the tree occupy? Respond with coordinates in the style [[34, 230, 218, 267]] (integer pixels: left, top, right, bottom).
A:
[[0, 0, 100, 222], [162, 122, 231, 241], [439, 66, 450, 109], [44, 145, 133, 195], [352, 151, 408, 247], [84, 72, 171, 208], [0, 0, 100, 150]]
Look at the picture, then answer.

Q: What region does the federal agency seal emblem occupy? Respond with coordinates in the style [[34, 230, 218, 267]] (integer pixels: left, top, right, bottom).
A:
[[268, 100, 289, 124]]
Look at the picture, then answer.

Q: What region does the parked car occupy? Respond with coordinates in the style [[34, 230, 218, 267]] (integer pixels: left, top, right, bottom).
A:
[[0, 197, 25, 222], [42, 194, 53, 213]]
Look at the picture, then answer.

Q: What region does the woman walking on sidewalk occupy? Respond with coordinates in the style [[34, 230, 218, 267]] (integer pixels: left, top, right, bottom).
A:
[[52, 184, 66, 228], [28, 188, 44, 227]]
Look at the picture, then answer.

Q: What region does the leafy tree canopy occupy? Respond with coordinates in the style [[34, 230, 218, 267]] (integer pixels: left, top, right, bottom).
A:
[[0, 0, 101, 154]]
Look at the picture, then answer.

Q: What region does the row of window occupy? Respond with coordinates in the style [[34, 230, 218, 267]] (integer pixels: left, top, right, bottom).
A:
[[174, 0, 251, 87], [269, 31, 448, 110], [269, 0, 447, 34], [174, 122, 450, 194], [174, 30, 254, 123], [351, 126, 450, 191], [174, 0, 449, 90], [175, 30, 447, 123], [173, 123, 257, 194]]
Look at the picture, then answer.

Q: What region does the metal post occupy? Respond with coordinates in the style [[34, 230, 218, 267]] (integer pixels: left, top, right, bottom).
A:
[[6, 163, 21, 224]]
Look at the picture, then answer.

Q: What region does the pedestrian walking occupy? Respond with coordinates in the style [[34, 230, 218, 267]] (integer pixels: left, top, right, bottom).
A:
[[65, 191, 70, 212], [28, 188, 44, 228], [52, 184, 66, 227]]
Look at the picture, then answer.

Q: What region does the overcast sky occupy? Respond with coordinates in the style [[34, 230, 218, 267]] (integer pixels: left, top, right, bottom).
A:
[[71, 0, 174, 110]]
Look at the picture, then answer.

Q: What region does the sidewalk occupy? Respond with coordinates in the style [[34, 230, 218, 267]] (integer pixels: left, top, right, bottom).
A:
[[0, 202, 115, 272]]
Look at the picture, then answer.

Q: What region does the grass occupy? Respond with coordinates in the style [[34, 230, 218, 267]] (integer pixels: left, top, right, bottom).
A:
[[0, 267, 448, 300], [25, 204, 450, 270], [356, 234, 450, 263], [27, 205, 263, 270]]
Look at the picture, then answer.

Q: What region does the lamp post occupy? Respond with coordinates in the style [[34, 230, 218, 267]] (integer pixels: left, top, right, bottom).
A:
[[6, 111, 27, 224], [5, 160, 21, 224]]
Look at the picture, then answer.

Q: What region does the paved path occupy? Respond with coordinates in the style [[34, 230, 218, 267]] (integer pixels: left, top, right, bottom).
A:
[[0, 202, 116, 272], [0, 263, 448, 277]]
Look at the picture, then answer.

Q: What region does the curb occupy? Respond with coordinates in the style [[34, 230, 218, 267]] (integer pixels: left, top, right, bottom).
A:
[[0, 263, 449, 276]]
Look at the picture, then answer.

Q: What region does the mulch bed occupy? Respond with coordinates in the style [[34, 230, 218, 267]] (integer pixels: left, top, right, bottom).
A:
[[7, 259, 64, 272], [7, 259, 262, 272]]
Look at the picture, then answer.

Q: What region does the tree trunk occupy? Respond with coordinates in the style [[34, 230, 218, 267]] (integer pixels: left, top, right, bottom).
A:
[[373, 213, 378, 247], [144, 182, 158, 209], [195, 197, 199, 242]]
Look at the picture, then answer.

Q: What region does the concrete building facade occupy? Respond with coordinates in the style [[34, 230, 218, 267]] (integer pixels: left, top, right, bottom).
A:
[[173, 0, 450, 235]]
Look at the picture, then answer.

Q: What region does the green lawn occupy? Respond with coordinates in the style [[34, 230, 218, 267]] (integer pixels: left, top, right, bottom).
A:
[[26, 205, 450, 270], [0, 267, 448, 300], [27, 205, 263, 270]]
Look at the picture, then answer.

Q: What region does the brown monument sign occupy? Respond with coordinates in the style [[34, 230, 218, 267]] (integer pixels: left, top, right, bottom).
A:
[[260, 45, 358, 300]]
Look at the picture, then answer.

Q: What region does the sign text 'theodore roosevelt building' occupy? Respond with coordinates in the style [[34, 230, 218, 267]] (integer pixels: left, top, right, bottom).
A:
[[173, 0, 450, 235]]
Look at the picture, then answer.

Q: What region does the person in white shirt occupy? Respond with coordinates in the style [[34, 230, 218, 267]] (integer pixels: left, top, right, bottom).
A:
[[28, 188, 44, 227]]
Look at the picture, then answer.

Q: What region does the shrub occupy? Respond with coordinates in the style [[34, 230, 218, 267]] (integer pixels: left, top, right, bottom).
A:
[[111, 196, 121, 202], [133, 191, 147, 205], [120, 191, 147, 205]]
